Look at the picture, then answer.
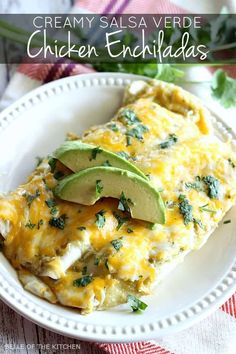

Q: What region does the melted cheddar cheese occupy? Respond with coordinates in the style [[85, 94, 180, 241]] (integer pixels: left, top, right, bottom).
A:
[[0, 80, 236, 314]]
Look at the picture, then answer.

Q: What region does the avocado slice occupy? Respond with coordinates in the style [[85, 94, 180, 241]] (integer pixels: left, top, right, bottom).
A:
[[54, 166, 166, 224], [53, 141, 147, 180]]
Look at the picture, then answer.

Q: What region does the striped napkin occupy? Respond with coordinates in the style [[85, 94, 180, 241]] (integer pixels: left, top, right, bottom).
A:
[[0, 1, 236, 353]]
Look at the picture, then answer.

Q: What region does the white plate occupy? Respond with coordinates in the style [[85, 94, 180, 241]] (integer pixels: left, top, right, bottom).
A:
[[0, 73, 236, 343]]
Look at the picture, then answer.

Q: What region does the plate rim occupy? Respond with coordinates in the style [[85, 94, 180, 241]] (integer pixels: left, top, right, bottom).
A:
[[0, 72, 236, 343]]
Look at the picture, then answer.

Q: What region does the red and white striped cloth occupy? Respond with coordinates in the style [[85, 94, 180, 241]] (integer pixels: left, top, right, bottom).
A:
[[0, 1, 236, 353]]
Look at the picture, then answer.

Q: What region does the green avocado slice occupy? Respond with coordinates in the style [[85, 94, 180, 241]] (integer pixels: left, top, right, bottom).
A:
[[53, 141, 147, 180], [54, 166, 166, 224]]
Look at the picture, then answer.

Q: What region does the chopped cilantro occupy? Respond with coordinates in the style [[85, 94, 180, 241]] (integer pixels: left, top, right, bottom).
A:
[[95, 210, 106, 228], [111, 238, 123, 251], [211, 70, 236, 108], [23, 189, 40, 207], [50, 206, 58, 215], [202, 176, 220, 199], [37, 219, 44, 229], [53, 171, 64, 180], [102, 160, 112, 167], [89, 146, 102, 161], [25, 221, 36, 229], [193, 218, 205, 230], [104, 259, 109, 270], [45, 199, 57, 208], [228, 158, 235, 169], [178, 195, 193, 225], [116, 151, 130, 160], [159, 134, 178, 149], [121, 109, 141, 125], [108, 123, 119, 132], [49, 214, 67, 230], [113, 212, 129, 230], [118, 192, 134, 213], [199, 204, 216, 214], [48, 157, 56, 172], [77, 226, 86, 231], [223, 219, 231, 224], [73, 275, 93, 287], [126, 124, 149, 143], [82, 266, 87, 275], [185, 176, 204, 192], [95, 180, 103, 197], [127, 228, 133, 233], [126, 135, 132, 146], [127, 295, 148, 312]]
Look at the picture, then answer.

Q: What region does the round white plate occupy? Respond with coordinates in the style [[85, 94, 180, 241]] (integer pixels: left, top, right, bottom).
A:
[[0, 73, 235, 343]]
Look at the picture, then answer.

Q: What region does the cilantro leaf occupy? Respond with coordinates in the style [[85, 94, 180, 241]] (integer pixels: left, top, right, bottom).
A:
[[113, 212, 129, 230], [73, 275, 93, 287], [155, 64, 185, 82], [25, 221, 36, 229], [127, 295, 148, 312], [90, 146, 102, 161], [118, 192, 134, 213], [202, 175, 220, 199], [45, 199, 57, 208], [121, 109, 141, 125], [95, 210, 106, 228], [159, 134, 178, 149], [211, 69, 236, 108], [178, 195, 193, 225], [23, 189, 40, 207], [95, 180, 103, 197], [111, 238, 123, 251], [116, 151, 130, 160], [49, 214, 67, 230]]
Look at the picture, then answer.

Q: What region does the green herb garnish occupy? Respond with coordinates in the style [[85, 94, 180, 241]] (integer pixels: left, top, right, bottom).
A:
[[73, 275, 93, 287], [95, 180, 103, 197], [102, 160, 112, 167], [45, 199, 57, 208], [127, 228, 133, 233], [199, 204, 216, 214], [159, 134, 178, 149], [95, 210, 106, 228], [118, 192, 134, 213], [90, 146, 102, 161], [178, 195, 193, 225], [185, 176, 204, 192], [25, 221, 36, 229], [126, 124, 149, 143], [23, 189, 40, 207], [111, 238, 123, 251], [211, 69, 236, 108], [202, 175, 220, 199], [116, 151, 130, 160], [127, 295, 148, 312], [228, 158, 235, 169], [49, 214, 67, 230], [37, 219, 44, 229], [108, 123, 119, 132], [113, 212, 129, 230], [121, 109, 141, 125]]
